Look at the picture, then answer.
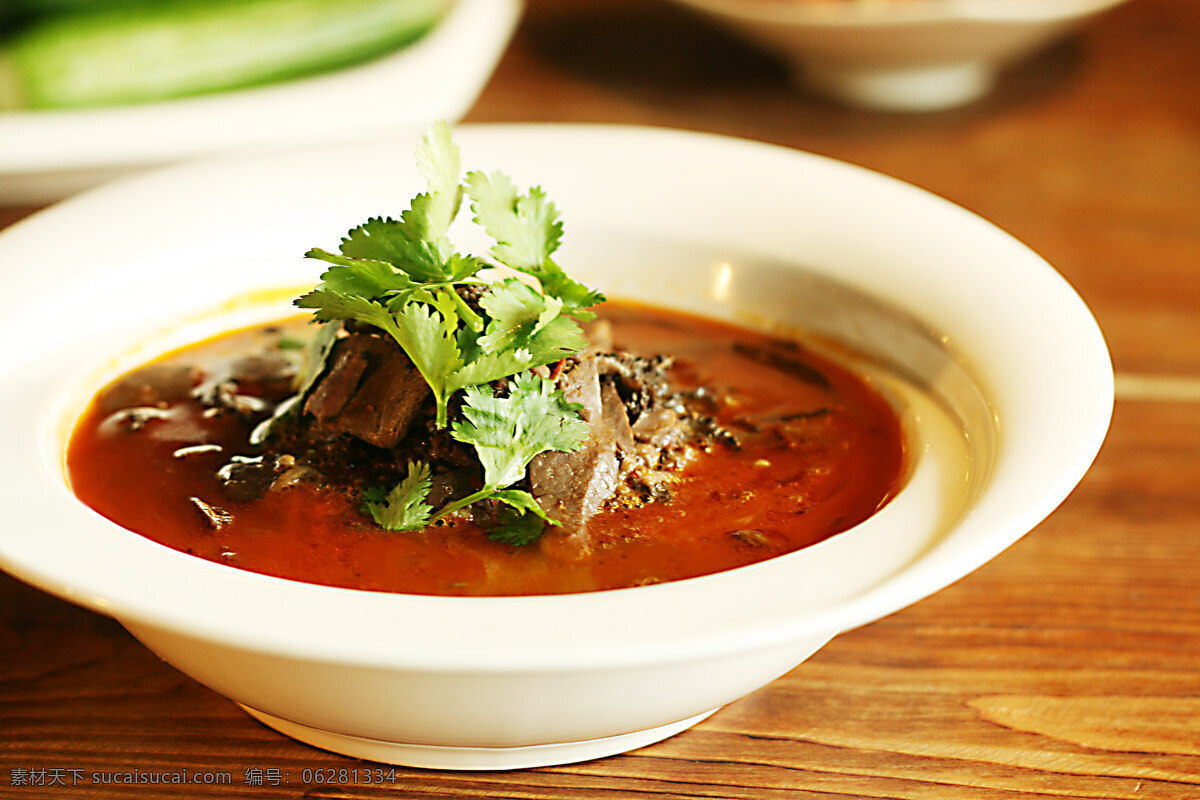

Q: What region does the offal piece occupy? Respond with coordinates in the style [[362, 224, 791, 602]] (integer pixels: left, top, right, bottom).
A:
[[302, 328, 431, 449]]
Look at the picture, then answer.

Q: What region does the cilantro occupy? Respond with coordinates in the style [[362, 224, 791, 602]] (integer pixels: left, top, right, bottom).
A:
[[414, 119, 463, 250], [477, 277, 564, 354], [464, 170, 562, 272], [486, 497, 554, 546], [452, 371, 589, 488], [358, 371, 586, 540], [291, 123, 604, 542], [362, 461, 434, 531], [465, 170, 606, 316], [390, 301, 462, 428]]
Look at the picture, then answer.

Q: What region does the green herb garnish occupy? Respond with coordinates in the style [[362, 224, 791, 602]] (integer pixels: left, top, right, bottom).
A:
[[296, 122, 604, 542], [361, 460, 434, 532], [452, 373, 589, 489]]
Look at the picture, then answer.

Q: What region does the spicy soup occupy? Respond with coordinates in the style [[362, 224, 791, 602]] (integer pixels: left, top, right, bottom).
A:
[[67, 302, 905, 596]]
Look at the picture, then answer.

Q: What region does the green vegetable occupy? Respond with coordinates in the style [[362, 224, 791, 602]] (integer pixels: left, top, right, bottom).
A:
[[11, 0, 153, 13], [1, 0, 125, 31], [0, 0, 449, 110], [361, 461, 434, 532], [467, 170, 605, 315], [304, 122, 605, 542], [435, 372, 589, 528], [5, 0, 160, 23]]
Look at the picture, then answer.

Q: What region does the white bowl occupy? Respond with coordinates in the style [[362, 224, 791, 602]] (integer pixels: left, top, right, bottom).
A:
[[0, 124, 1112, 769], [0, 0, 521, 203], [667, 0, 1129, 110]]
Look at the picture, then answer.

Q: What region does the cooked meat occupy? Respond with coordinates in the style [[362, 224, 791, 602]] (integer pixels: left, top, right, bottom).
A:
[[194, 379, 270, 418], [228, 351, 297, 397], [96, 364, 200, 414], [302, 330, 430, 449], [629, 406, 689, 450], [599, 381, 635, 453], [302, 333, 367, 422], [594, 352, 674, 424], [532, 344, 718, 554], [218, 456, 272, 502], [529, 353, 620, 546]]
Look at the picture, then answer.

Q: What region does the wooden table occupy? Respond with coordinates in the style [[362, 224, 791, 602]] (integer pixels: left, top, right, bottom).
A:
[[3, 0, 1198, 796]]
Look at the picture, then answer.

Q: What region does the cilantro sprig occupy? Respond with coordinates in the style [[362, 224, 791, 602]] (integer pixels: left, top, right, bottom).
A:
[[361, 461, 434, 532], [294, 122, 605, 542], [364, 372, 588, 538], [296, 121, 602, 428]]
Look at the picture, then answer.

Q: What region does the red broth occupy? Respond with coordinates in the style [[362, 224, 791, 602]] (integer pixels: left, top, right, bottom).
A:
[[66, 302, 905, 596]]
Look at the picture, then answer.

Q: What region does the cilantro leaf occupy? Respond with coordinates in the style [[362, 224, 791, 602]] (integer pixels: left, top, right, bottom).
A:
[[451, 371, 588, 489], [537, 259, 606, 316], [391, 302, 463, 428], [294, 287, 395, 329], [320, 124, 464, 280], [362, 461, 434, 531], [415, 119, 463, 246], [465, 170, 604, 314], [485, 493, 554, 545], [304, 250, 416, 298], [447, 347, 535, 394], [490, 489, 556, 522], [477, 277, 563, 354], [523, 314, 587, 363], [465, 170, 562, 272], [449, 290, 584, 391], [336, 216, 449, 283]]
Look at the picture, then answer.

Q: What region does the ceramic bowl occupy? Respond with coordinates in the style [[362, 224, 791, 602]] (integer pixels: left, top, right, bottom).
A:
[[0, 0, 521, 203], [0, 124, 1112, 769], [667, 0, 1129, 110]]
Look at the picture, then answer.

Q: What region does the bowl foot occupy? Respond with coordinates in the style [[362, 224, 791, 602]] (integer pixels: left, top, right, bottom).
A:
[[239, 705, 719, 770], [800, 61, 994, 111]]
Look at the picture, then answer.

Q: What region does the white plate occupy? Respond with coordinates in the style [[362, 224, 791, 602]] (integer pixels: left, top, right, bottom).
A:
[[0, 0, 521, 203]]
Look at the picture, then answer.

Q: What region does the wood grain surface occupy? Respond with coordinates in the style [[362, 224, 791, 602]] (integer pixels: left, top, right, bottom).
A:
[[2, 0, 1198, 797]]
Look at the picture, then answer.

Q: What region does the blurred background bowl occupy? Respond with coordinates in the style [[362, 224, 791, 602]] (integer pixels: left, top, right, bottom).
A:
[[0, 0, 521, 203], [665, 0, 1130, 111]]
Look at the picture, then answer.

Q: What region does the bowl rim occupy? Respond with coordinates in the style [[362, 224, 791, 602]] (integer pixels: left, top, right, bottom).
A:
[[666, 0, 1131, 27], [0, 123, 1113, 671]]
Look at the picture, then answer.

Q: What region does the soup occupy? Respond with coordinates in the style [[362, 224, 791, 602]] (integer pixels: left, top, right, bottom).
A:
[[67, 301, 904, 596]]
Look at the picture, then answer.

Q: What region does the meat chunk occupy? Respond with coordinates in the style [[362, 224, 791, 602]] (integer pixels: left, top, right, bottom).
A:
[[228, 351, 296, 398], [599, 381, 635, 454], [594, 352, 674, 425], [530, 353, 620, 549], [96, 363, 200, 414], [531, 342, 720, 555], [302, 331, 430, 449]]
